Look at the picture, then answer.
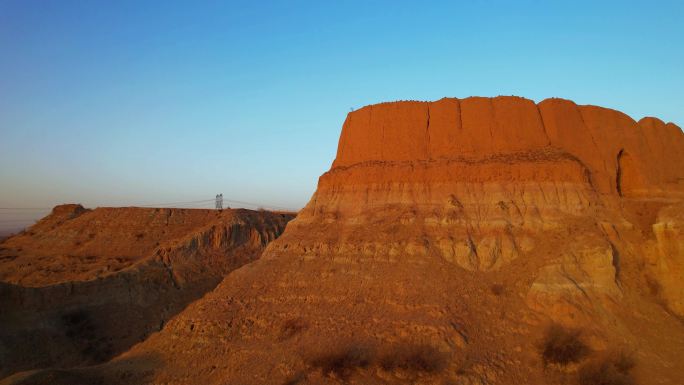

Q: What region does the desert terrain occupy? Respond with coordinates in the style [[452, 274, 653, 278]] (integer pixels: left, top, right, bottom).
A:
[[1, 96, 683, 385], [0, 205, 293, 379]]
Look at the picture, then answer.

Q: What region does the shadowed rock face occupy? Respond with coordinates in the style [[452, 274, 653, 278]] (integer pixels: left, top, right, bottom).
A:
[[3, 96, 684, 385], [0, 206, 294, 378]]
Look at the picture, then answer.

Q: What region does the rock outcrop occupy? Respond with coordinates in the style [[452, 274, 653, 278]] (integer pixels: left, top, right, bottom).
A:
[[0, 206, 293, 378], [650, 203, 684, 315], [333, 97, 684, 196], [3, 96, 684, 385]]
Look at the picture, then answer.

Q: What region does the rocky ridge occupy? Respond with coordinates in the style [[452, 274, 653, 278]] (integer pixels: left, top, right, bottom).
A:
[[3, 96, 684, 385], [0, 205, 293, 378]]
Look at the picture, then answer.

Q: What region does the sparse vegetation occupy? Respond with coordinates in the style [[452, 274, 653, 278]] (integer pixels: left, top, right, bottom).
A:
[[379, 343, 447, 373], [279, 318, 308, 340], [309, 344, 372, 379], [491, 283, 504, 296], [282, 372, 305, 385], [645, 275, 661, 297], [0, 254, 18, 261], [307, 341, 447, 379], [578, 351, 635, 385], [540, 324, 589, 366], [456, 353, 475, 375]]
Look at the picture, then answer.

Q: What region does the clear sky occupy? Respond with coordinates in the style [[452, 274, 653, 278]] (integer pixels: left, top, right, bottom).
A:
[[1, 1, 683, 232]]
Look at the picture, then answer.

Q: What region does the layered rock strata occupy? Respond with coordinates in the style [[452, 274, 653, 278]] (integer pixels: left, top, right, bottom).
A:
[[4, 96, 684, 385], [0, 205, 293, 378]]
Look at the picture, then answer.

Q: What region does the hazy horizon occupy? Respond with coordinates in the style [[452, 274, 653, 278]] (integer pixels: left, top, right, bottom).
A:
[[2, 0, 684, 232]]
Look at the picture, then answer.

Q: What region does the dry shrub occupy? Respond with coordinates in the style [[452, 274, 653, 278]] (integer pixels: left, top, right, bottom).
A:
[[644, 275, 661, 297], [309, 344, 372, 379], [307, 341, 447, 379], [540, 324, 589, 366], [456, 353, 476, 375], [281, 372, 305, 385], [379, 343, 447, 373], [578, 351, 635, 385], [279, 318, 308, 340]]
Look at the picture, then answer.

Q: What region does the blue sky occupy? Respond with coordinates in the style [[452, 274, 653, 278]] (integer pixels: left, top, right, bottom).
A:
[[1, 1, 683, 230]]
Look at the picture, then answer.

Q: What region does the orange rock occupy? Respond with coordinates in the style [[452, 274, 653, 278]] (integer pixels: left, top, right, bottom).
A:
[[3, 96, 684, 385], [0, 206, 293, 378], [333, 96, 684, 197]]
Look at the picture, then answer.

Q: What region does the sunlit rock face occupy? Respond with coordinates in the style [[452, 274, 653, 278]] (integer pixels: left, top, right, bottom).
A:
[[5, 96, 684, 385], [294, 97, 683, 280]]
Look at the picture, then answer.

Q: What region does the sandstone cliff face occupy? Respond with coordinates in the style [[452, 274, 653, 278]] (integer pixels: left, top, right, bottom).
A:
[[0, 206, 293, 378], [333, 97, 684, 197], [4, 97, 684, 385], [650, 203, 684, 315], [297, 99, 679, 292]]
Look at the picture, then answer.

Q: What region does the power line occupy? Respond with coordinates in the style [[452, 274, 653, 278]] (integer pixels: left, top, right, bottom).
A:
[[0, 207, 51, 210], [223, 199, 295, 211], [0, 199, 218, 210], [137, 199, 215, 207], [0, 196, 299, 213], [109, 196, 298, 211]]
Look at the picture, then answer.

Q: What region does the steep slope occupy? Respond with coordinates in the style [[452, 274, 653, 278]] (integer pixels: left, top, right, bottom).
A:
[[5, 96, 684, 385], [0, 205, 293, 378]]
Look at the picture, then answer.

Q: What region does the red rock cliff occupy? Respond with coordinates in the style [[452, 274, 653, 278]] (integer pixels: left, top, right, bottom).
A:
[[9, 97, 684, 385], [333, 96, 684, 196]]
